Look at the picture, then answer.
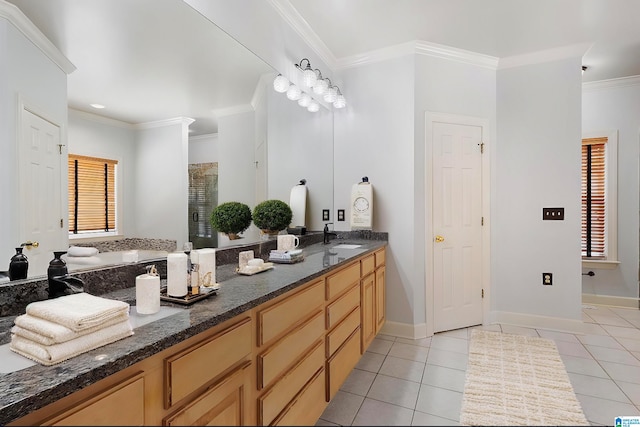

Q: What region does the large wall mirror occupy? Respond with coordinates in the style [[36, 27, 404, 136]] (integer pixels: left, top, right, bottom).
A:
[[3, 0, 334, 280]]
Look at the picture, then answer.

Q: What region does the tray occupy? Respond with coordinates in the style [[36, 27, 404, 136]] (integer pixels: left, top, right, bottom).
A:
[[268, 256, 305, 264], [160, 284, 219, 305], [236, 265, 274, 276]]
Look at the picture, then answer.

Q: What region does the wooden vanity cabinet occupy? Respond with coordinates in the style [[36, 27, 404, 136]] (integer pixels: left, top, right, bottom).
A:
[[361, 248, 386, 352]]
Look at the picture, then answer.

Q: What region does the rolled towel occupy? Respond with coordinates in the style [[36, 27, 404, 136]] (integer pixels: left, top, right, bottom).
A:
[[67, 246, 99, 257], [12, 311, 130, 345], [10, 320, 133, 366], [26, 293, 130, 332]]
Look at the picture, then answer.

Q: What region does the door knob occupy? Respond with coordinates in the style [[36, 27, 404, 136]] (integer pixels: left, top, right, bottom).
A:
[[435, 235, 445, 243]]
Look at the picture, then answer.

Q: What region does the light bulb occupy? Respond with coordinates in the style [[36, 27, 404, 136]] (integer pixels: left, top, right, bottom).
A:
[[312, 78, 328, 95], [323, 86, 337, 103], [333, 93, 346, 109], [286, 84, 301, 101], [273, 74, 290, 93], [298, 92, 311, 107], [302, 67, 317, 87], [307, 100, 319, 112]]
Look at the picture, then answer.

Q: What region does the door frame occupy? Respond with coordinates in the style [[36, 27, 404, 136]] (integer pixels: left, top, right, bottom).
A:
[[424, 111, 491, 336]]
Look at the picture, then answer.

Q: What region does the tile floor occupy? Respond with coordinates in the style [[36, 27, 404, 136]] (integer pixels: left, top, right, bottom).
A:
[[316, 304, 640, 426]]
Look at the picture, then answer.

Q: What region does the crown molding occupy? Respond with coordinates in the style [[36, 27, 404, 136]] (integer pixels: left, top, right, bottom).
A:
[[189, 133, 218, 141], [583, 75, 640, 92], [212, 104, 254, 118], [135, 117, 195, 130], [68, 108, 135, 129], [0, 1, 75, 74], [498, 42, 592, 70]]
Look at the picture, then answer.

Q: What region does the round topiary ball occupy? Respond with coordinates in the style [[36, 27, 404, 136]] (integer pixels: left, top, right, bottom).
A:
[[209, 201, 252, 238], [252, 199, 292, 233]]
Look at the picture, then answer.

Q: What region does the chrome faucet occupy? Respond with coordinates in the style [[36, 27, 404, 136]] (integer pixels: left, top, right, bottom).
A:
[[323, 222, 337, 244], [48, 274, 85, 299]]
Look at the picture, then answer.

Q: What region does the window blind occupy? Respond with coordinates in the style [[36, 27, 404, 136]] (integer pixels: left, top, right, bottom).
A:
[[581, 137, 606, 258], [68, 154, 117, 233]]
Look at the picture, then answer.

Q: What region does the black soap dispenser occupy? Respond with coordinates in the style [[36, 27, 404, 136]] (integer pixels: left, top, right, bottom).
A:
[[47, 251, 68, 282], [8, 247, 28, 281]]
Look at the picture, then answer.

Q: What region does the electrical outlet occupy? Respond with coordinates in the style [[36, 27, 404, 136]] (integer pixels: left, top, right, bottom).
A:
[[542, 273, 553, 285], [542, 207, 564, 220], [337, 209, 345, 221], [322, 209, 330, 221]]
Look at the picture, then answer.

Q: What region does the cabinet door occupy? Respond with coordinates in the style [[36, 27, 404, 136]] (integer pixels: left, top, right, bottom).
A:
[[163, 362, 250, 426], [361, 273, 375, 352], [375, 266, 386, 333]]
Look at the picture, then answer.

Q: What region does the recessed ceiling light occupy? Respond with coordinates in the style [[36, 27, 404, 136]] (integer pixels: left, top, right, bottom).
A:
[[90, 103, 105, 109]]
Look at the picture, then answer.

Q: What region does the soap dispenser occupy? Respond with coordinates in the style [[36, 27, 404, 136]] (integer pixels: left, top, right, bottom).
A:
[[8, 247, 28, 281]]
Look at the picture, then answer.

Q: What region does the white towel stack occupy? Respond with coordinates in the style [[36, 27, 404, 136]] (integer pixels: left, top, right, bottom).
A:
[[10, 293, 133, 366]]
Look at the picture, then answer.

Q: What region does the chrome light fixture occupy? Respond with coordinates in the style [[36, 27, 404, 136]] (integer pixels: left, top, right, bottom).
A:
[[333, 88, 346, 109], [323, 80, 337, 103], [312, 70, 328, 95], [298, 92, 312, 107], [307, 100, 320, 112], [273, 74, 290, 93], [296, 58, 317, 87], [286, 84, 301, 101]]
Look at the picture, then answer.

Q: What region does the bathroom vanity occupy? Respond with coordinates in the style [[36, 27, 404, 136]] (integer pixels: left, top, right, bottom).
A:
[[0, 237, 387, 426]]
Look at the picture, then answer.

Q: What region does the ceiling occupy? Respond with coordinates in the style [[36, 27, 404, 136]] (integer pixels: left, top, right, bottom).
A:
[[6, 0, 640, 136]]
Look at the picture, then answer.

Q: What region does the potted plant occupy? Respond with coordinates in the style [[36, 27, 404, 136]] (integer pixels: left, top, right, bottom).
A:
[[209, 201, 252, 240], [252, 199, 292, 235]]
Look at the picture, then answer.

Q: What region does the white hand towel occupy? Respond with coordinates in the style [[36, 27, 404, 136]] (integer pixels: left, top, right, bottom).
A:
[[62, 255, 101, 265], [67, 246, 99, 257], [26, 293, 130, 332], [12, 311, 130, 345], [10, 320, 133, 366]]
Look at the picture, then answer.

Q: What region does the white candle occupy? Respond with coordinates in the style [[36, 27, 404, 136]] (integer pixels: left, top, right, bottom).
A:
[[198, 248, 216, 287], [167, 252, 188, 297], [191, 250, 199, 265], [136, 272, 160, 314]]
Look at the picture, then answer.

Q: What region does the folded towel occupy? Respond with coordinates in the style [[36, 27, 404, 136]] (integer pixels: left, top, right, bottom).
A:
[[12, 311, 130, 345], [26, 293, 130, 332], [10, 320, 133, 366], [67, 246, 99, 257], [62, 255, 102, 265]]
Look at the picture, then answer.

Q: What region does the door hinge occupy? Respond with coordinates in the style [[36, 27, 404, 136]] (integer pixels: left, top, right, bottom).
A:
[[58, 144, 65, 154], [481, 217, 484, 226], [481, 289, 484, 298], [478, 141, 484, 154], [60, 218, 63, 228]]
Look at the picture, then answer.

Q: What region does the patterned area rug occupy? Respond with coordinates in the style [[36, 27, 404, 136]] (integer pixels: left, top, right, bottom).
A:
[[460, 330, 588, 426]]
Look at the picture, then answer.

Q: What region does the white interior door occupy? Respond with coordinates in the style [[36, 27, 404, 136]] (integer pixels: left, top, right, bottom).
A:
[[432, 120, 484, 332], [19, 108, 65, 276]]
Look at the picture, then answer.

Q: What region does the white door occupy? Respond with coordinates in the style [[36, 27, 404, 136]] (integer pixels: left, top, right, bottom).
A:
[[432, 121, 483, 332], [19, 109, 65, 276]]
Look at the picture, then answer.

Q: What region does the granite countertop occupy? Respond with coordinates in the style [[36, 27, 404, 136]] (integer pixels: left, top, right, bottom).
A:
[[0, 238, 387, 425]]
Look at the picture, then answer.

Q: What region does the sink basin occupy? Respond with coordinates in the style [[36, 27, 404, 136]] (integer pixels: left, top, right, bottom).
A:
[[0, 305, 183, 373], [332, 244, 362, 249]]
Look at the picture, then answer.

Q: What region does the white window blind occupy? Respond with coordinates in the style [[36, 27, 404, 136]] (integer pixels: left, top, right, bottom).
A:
[[68, 154, 117, 234]]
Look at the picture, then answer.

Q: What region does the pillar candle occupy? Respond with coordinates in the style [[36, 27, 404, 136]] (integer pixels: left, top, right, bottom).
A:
[[135, 272, 160, 314], [167, 252, 188, 297], [197, 248, 216, 287]]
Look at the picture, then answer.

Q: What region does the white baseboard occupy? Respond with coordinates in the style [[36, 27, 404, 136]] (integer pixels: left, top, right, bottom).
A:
[[379, 320, 428, 339], [582, 293, 640, 309]]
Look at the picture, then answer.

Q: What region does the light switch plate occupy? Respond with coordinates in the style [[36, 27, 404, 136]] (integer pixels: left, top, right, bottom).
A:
[[337, 209, 345, 221], [542, 207, 564, 220], [322, 209, 330, 221]]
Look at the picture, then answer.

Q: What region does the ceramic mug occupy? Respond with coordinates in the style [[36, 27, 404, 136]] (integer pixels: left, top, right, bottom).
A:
[[277, 234, 300, 252]]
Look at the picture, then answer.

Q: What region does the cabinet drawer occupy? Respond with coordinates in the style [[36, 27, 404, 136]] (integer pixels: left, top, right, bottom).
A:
[[326, 284, 360, 329], [259, 341, 324, 426], [327, 327, 361, 401], [46, 372, 144, 426], [164, 362, 250, 426], [375, 248, 386, 268], [258, 310, 324, 390], [257, 280, 324, 347], [361, 254, 375, 277], [326, 262, 360, 300], [326, 306, 360, 358], [273, 367, 326, 426], [165, 317, 251, 407]]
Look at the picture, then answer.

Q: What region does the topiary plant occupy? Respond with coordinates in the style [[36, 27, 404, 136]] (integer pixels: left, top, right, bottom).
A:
[[209, 201, 252, 239], [252, 199, 293, 234]]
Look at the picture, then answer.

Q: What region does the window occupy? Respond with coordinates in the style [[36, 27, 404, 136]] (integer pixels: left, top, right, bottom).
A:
[[581, 131, 618, 264], [68, 154, 118, 235]]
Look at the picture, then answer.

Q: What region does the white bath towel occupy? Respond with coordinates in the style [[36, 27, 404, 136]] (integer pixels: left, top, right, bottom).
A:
[[67, 246, 99, 257], [26, 293, 130, 332], [12, 311, 130, 346], [10, 320, 133, 366], [62, 255, 101, 265]]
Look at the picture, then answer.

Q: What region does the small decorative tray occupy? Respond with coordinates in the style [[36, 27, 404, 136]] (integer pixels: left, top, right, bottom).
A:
[[160, 284, 219, 305], [268, 256, 305, 264], [236, 265, 275, 276]]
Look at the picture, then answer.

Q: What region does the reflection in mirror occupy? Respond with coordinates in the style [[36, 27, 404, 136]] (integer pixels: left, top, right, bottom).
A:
[[2, 0, 334, 281]]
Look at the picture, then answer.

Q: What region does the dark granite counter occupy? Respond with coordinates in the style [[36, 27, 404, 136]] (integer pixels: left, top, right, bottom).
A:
[[0, 236, 387, 425]]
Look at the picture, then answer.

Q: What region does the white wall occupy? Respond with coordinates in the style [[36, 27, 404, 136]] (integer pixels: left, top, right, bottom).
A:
[[0, 15, 68, 268], [582, 78, 640, 299], [188, 133, 218, 164], [133, 118, 192, 249], [493, 55, 584, 323]]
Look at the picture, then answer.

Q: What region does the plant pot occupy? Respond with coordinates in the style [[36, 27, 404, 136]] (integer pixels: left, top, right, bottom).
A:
[[260, 229, 280, 236], [227, 233, 242, 240]]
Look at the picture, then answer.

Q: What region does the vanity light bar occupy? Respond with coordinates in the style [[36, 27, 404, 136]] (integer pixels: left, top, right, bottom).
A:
[[273, 58, 345, 111]]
